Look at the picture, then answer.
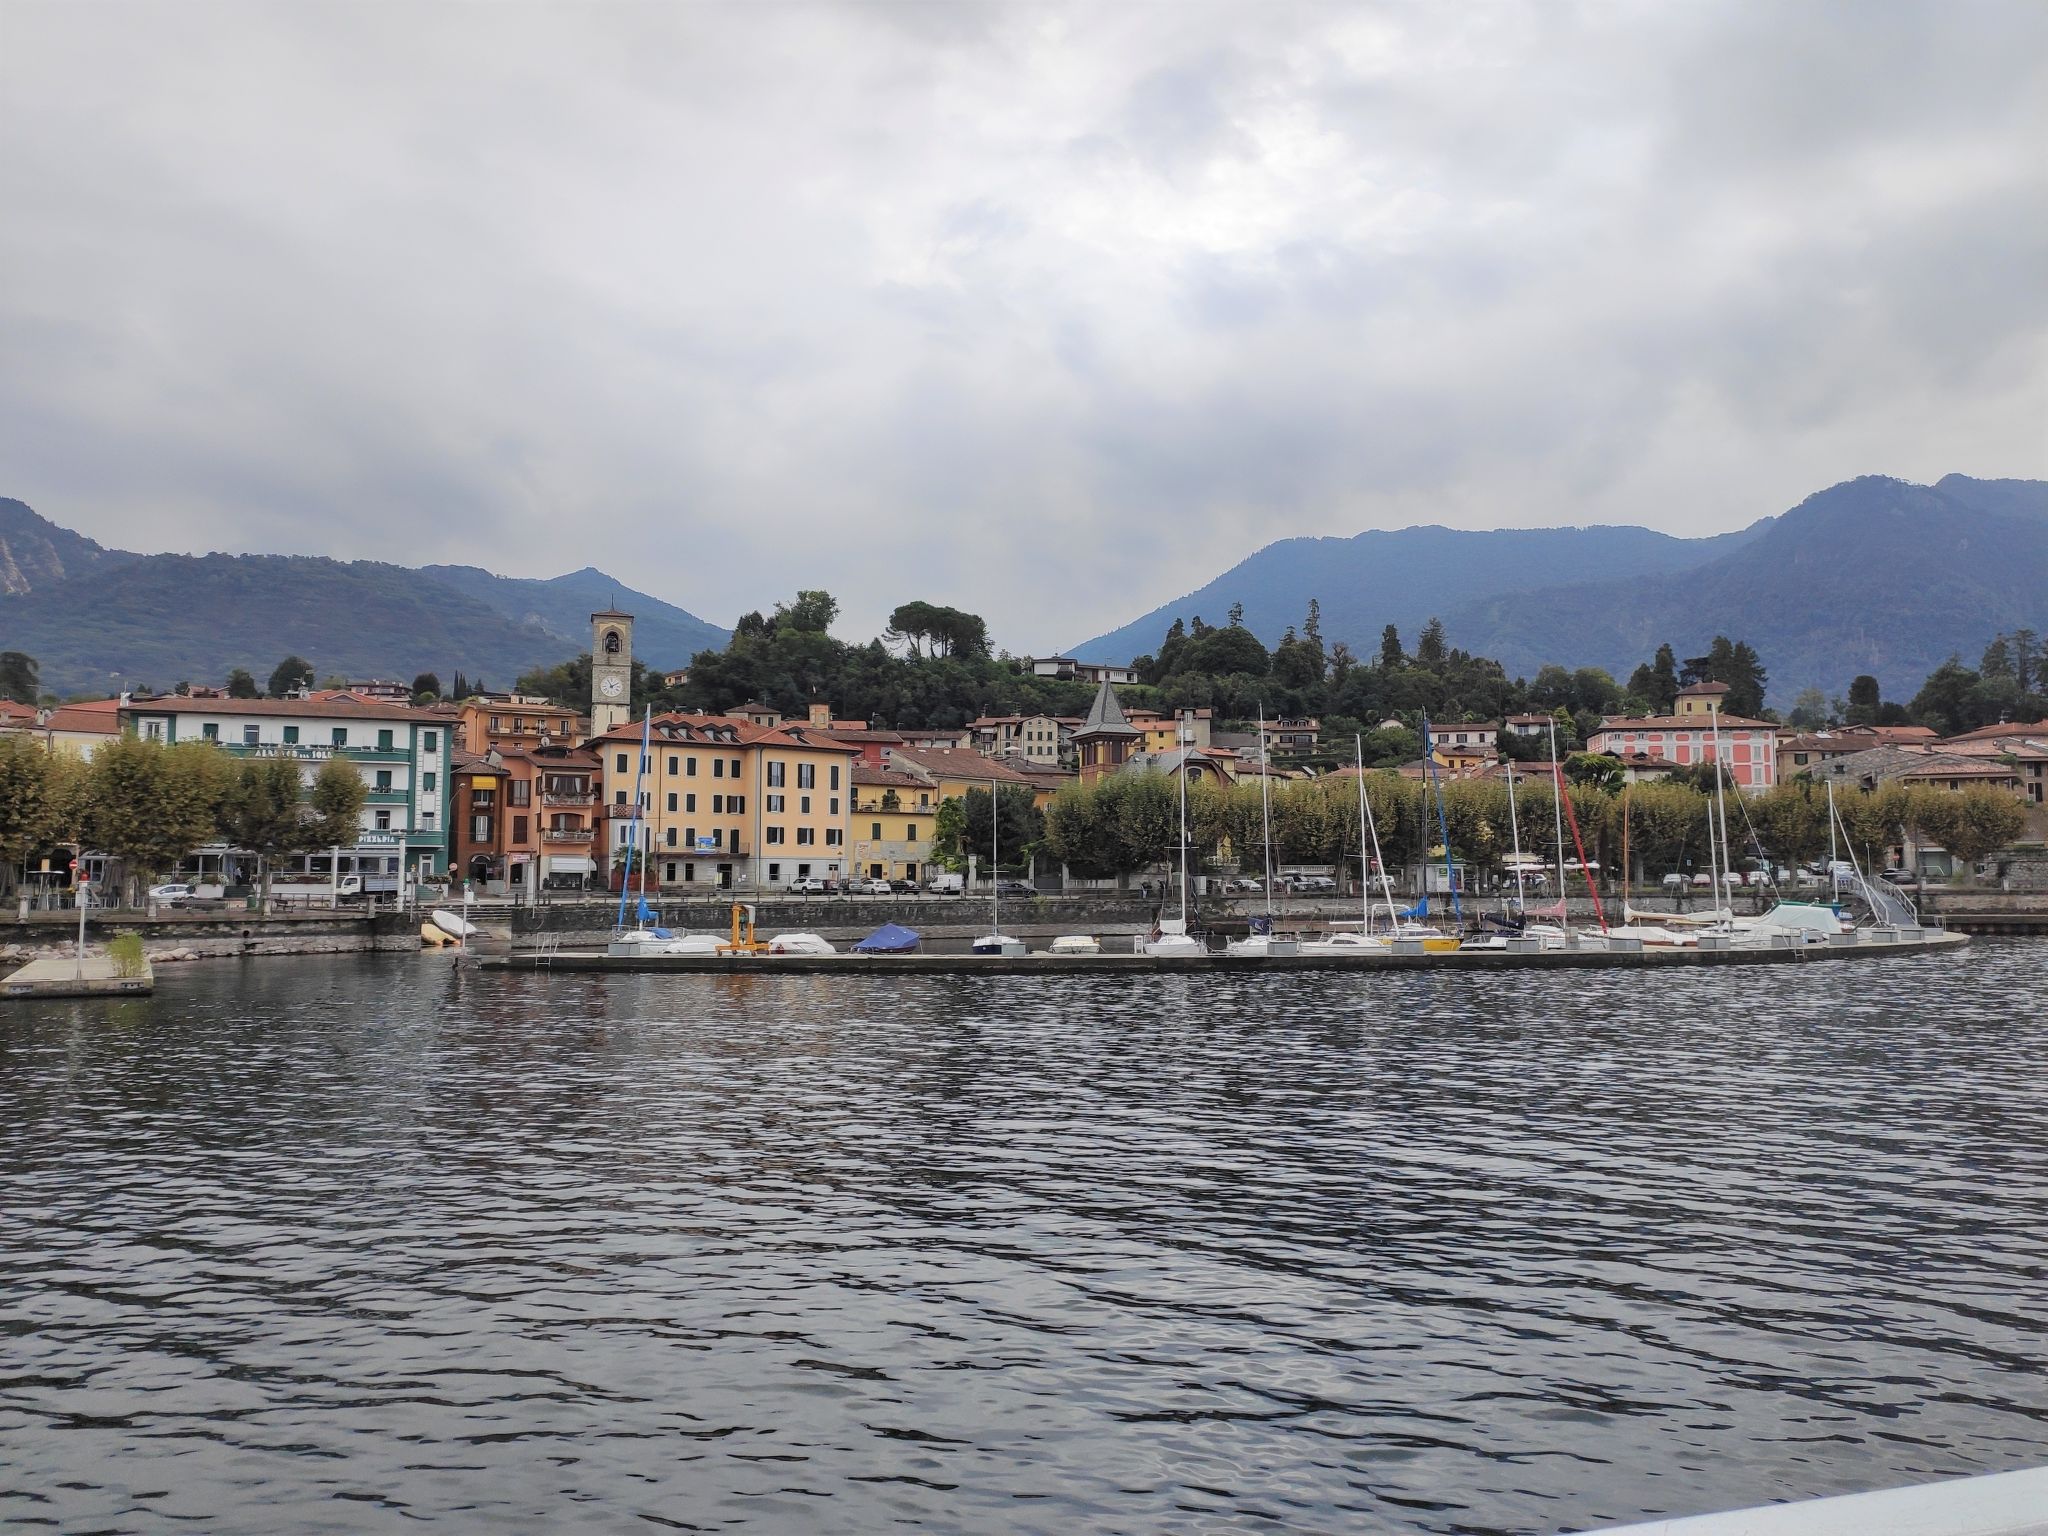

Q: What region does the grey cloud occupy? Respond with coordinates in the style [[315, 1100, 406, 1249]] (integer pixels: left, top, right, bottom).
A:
[[0, 0, 2042, 656]]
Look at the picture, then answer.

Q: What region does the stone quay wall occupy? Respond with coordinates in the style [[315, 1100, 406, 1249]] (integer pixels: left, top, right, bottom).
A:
[[2, 909, 399, 968]]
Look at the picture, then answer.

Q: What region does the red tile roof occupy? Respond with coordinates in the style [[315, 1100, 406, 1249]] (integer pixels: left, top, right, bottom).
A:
[[1592, 713, 1775, 732]]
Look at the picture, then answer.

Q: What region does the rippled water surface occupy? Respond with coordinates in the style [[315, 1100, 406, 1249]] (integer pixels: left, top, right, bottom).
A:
[[4, 944, 2046, 1533]]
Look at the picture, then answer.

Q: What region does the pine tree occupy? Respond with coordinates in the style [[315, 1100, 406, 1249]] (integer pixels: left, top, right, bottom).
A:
[[1304, 598, 1323, 648], [1379, 625, 1403, 669]]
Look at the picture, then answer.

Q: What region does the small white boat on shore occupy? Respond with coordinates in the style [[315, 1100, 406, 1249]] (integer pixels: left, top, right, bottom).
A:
[[972, 933, 1028, 956], [430, 909, 479, 939], [1046, 934, 1101, 955]]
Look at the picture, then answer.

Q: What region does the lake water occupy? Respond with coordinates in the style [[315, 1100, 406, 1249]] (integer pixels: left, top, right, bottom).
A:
[[3, 943, 2045, 1534]]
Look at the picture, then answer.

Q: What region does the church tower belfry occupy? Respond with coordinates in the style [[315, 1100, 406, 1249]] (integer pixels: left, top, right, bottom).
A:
[[591, 609, 633, 734]]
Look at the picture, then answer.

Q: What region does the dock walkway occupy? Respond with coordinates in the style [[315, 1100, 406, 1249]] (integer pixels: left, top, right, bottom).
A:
[[482, 930, 1966, 977]]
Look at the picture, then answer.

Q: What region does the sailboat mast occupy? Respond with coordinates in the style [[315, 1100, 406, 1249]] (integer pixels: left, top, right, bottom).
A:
[[1506, 760, 1525, 908], [1257, 707, 1274, 919], [990, 776, 999, 937], [1546, 717, 1569, 934], [1827, 777, 1840, 869], [615, 705, 653, 934], [1357, 745, 1400, 934], [1710, 702, 1734, 918], [1421, 714, 1462, 924], [1177, 712, 1190, 924], [1353, 735, 1370, 932]]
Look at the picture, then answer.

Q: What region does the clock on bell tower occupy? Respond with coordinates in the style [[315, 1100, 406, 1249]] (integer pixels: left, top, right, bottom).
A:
[[590, 608, 633, 734]]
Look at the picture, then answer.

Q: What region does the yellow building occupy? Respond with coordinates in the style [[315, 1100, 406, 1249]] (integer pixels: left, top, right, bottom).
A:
[[589, 714, 857, 891], [850, 766, 937, 881]]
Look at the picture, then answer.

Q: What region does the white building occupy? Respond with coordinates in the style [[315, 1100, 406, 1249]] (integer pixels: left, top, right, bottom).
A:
[[120, 696, 450, 882]]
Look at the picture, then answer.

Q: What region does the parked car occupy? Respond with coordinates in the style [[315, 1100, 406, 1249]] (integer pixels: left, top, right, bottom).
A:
[[1880, 868, 1922, 889], [1661, 873, 1687, 890], [1690, 873, 1712, 888], [849, 878, 892, 895], [1290, 875, 1338, 894], [147, 882, 195, 905], [994, 879, 1036, 896], [786, 878, 832, 895], [888, 879, 920, 894], [1222, 876, 1263, 893]]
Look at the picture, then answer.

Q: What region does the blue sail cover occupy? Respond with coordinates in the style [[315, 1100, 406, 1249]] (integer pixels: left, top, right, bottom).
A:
[[853, 923, 920, 953], [1398, 899, 1429, 921]]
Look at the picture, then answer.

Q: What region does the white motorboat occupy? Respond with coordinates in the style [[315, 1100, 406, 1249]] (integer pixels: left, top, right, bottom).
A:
[[1047, 934, 1101, 955], [971, 933, 1028, 956], [1225, 931, 1299, 956], [606, 928, 727, 956], [1298, 929, 1388, 955], [766, 933, 837, 955]]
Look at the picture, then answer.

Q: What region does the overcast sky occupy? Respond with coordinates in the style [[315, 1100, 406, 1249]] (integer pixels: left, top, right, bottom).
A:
[[3, 1, 2043, 652]]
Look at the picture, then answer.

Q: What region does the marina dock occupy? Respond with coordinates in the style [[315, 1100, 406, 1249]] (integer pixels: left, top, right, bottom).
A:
[[482, 928, 1967, 976]]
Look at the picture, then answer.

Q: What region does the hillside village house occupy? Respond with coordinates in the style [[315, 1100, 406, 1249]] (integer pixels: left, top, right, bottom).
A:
[[1268, 717, 1321, 755], [118, 696, 449, 885], [1027, 657, 1141, 685], [966, 713, 1073, 766], [1586, 681, 1779, 791], [1432, 721, 1498, 756], [1938, 720, 2048, 807], [588, 714, 858, 890]]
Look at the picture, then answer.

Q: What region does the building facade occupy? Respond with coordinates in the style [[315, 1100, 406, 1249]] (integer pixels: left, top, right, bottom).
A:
[[589, 714, 857, 890], [120, 697, 449, 881], [849, 766, 937, 882], [1587, 682, 1779, 791]]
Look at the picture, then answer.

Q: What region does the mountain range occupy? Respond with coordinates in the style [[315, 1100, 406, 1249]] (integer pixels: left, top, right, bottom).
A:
[[0, 498, 728, 696], [1075, 474, 2048, 703]]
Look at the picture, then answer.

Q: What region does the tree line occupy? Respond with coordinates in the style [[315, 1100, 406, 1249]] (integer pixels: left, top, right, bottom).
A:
[[1022, 772, 2026, 886], [0, 735, 369, 906]]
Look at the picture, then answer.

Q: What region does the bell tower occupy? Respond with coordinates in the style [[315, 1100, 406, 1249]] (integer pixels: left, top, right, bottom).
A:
[[591, 609, 633, 733]]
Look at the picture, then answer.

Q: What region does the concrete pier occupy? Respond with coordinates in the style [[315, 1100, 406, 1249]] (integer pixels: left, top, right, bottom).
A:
[[481, 929, 1967, 977], [3, 953, 155, 998]]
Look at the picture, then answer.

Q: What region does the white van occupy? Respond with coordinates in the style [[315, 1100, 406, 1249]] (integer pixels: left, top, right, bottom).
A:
[[925, 873, 965, 895]]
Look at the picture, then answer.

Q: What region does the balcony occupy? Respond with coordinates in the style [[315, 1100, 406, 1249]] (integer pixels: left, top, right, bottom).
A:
[[543, 792, 596, 808], [543, 828, 592, 844], [366, 789, 409, 804]]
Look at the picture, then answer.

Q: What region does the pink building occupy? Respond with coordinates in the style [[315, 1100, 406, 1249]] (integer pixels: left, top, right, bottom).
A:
[[1586, 681, 1779, 791]]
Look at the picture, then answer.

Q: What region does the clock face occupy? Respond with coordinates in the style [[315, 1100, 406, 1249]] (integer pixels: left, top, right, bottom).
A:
[[599, 675, 623, 699]]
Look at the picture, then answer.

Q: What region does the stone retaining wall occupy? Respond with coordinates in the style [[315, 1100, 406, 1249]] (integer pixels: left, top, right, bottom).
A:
[[2, 912, 398, 967]]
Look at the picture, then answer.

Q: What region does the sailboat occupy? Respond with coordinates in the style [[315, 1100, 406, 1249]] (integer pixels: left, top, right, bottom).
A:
[[1608, 783, 1700, 948], [1467, 755, 1571, 950], [1227, 710, 1298, 956], [1303, 736, 1394, 953], [1145, 714, 1206, 956], [607, 709, 726, 956], [972, 776, 1025, 955]]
